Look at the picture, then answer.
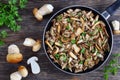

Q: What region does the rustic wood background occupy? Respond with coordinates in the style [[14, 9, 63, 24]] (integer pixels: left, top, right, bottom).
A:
[[0, 0, 120, 80]]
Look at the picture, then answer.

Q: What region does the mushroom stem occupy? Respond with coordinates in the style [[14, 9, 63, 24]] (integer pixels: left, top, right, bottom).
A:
[[38, 4, 54, 16]]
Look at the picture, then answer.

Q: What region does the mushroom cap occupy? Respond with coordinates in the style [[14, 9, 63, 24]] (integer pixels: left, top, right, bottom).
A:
[[33, 8, 43, 21], [27, 56, 38, 64], [6, 53, 23, 63], [18, 66, 28, 77], [10, 71, 22, 80], [32, 40, 41, 52]]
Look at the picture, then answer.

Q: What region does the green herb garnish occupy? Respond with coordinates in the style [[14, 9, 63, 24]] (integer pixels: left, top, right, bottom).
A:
[[0, 40, 5, 46], [79, 60, 84, 64], [0, 0, 28, 46], [66, 25, 70, 30], [71, 39, 76, 44], [81, 32, 86, 36], [19, 0, 28, 9], [94, 20, 99, 24], [0, 30, 8, 39], [66, 18, 71, 23], [80, 48, 85, 54], [60, 54, 67, 62], [54, 54, 60, 60], [103, 53, 120, 80], [78, 12, 82, 16], [56, 15, 62, 21]]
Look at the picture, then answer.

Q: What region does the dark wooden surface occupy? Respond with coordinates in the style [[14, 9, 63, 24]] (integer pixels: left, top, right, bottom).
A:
[[0, 0, 120, 80]]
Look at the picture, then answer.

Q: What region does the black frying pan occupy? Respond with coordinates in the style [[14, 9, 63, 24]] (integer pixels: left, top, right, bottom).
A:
[[43, 0, 120, 75]]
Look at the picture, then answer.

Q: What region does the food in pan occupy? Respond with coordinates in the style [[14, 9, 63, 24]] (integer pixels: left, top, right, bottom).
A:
[[45, 8, 110, 73]]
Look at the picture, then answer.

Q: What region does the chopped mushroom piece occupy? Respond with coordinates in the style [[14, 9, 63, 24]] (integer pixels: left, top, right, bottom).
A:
[[75, 27, 83, 36], [69, 51, 77, 59], [72, 44, 80, 53], [45, 40, 53, 50]]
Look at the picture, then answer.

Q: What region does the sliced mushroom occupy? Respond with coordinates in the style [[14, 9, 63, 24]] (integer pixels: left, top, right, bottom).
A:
[[57, 23, 61, 33], [71, 17, 80, 21], [72, 44, 80, 53], [55, 42, 62, 47], [45, 40, 53, 50], [75, 27, 83, 36], [80, 18, 85, 31], [87, 11, 92, 16], [77, 39, 84, 44], [68, 57, 73, 63], [69, 51, 77, 59], [97, 54, 103, 59], [100, 31, 104, 40], [92, 21, 105, 29], [61, 63, 67, 69], [53, 46, 59, 54], [61, 37, 70, 43], [71, 33, 76, 40]]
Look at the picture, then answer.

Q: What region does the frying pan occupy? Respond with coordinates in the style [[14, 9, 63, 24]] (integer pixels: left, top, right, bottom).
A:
[[43, 0, 120, 75]]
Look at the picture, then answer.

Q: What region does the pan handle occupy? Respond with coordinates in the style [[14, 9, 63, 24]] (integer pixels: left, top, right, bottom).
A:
[[102, 0, 120, 19]]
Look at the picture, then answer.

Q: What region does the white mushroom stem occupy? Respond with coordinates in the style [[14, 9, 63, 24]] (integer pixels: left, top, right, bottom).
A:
[[8, 44, 20, 54], [10, 71, 22, 80], [38, 4, 54, 16], [7, 44, 23, 63], [112, 20, 120, 30], [33, 4, 54, 21], [23, 38, 36, 47], [72, 44, 80, 53]]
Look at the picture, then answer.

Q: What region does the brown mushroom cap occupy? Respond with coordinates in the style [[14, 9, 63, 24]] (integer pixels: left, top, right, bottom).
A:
[[6, 53, 23, 63], [18, 66, 28, 77]]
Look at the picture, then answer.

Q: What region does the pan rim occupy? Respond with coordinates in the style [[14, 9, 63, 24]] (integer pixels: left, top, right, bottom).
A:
[[43, 5, 113, 75]]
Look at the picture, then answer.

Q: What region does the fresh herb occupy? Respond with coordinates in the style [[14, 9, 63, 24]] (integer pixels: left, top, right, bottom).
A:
[[0, 40, 5, 46], [66, 18, 71, 23], [0, 0, 28, 46], [79, 60, 84, 64], [19, 0, 28, 9], [103, 53, 120, 80], [54, 54, 60, 60], [78, 12, 82, 16], [71, 39, 76, 44], [98, 27, 102, 32], [56, 15, 62, 21], [91, 48, 95, 53], [81, 32, 86, 36], [59, 41, 63, 46], [60, 54, 67, 62], [87, 42, 91, 47], [94, 20, 99, 24], [0, 30, 8, 38], [66, 25, 70, 30], [80, 48, 85, 54]]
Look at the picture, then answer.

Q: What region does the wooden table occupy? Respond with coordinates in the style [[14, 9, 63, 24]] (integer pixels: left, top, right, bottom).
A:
[[0, 0, 120, 80]]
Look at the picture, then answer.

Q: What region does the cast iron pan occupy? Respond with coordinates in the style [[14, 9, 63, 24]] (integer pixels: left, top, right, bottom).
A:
[[43, 0, 120, 75]]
